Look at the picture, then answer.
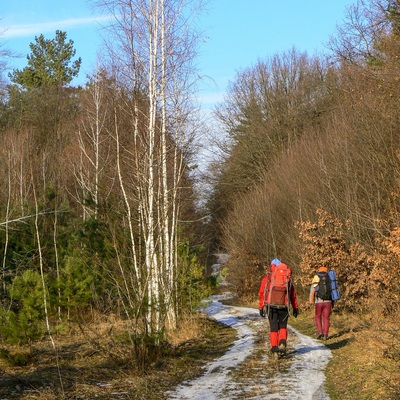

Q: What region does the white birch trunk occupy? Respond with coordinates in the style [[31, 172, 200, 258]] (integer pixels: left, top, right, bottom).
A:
[[2, 154, 11, 292], [114, 107, 141, 288], [160, 0, 175, 329], [75, 73, 108, 219], [147, 0, 160, 335]]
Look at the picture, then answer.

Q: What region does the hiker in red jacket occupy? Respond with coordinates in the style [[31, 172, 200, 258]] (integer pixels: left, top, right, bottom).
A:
[[259, 258, 299, 358]]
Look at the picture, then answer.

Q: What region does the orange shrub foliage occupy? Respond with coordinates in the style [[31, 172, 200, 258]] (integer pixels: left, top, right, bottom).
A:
[[296, 209, 400, 313], [384, 227, 400, 259], [371, 228, 400, 313]]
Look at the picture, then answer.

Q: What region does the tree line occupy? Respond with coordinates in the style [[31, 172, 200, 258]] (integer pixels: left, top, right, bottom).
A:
[[208, 0, 400, 316], [0, 0, 209, 361]]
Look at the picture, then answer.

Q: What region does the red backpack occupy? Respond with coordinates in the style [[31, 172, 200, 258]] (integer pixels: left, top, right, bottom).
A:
[[263, 263, 292, 307]]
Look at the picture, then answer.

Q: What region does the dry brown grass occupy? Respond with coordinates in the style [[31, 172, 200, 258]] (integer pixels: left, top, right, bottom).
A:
[[166, 314, 204, 347], [290, 307, 400, 400], [0, 312, 237, 400]]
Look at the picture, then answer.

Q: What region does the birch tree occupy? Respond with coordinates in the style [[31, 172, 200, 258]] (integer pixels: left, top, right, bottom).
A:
[[74, 70, 112, 219], [93, 0, 202, 340]]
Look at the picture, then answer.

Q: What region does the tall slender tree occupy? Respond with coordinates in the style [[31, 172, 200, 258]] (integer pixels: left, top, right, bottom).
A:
[[93, 0, 202, 339]]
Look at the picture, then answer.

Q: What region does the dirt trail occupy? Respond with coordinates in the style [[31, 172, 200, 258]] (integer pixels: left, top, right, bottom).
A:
[[166, 294, 332, 400]]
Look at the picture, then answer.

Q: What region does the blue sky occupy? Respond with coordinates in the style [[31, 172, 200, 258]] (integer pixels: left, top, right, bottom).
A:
[[1, 0, 354, 109]]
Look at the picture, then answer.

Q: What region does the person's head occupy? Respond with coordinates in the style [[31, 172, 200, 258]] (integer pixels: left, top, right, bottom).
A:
[[318, 266, 328, 273], [270, 258, 281, 272]]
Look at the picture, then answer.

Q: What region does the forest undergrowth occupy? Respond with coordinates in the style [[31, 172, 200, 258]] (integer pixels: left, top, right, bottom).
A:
[[0, 311, 237, 400]]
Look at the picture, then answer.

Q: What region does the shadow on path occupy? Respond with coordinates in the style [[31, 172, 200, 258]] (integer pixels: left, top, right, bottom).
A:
[[326, 337, 353, 351]]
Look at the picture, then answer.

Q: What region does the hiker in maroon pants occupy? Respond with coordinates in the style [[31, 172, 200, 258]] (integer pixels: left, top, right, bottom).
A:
[[314, 301, 331, 339], [310, 266, 333, 340]]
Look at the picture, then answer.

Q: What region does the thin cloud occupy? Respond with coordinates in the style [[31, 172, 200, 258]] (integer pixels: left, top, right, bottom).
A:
[[3, 16, 112, 38]]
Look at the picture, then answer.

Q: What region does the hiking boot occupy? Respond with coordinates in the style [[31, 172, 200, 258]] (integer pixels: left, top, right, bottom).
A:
[[278, 341, 287, 355], [270, 346, 279, 359], [271, 346, 279, 353], [316, 333, 324, 340], [271, 351, 279, 360], [322, 336, 328, 341]]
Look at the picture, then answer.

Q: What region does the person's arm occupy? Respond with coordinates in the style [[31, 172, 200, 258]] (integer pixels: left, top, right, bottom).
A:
[[310, 275, 319, 303], [309, 285, 316, 304], [258, 276, 267, 310], [290, 284, 299, 311]]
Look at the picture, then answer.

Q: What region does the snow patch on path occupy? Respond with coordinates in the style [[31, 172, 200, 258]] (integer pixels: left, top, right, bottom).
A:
[[167, 295, 260, 400], [166, 295, 332, 400], [266, 326, 332, 399]]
